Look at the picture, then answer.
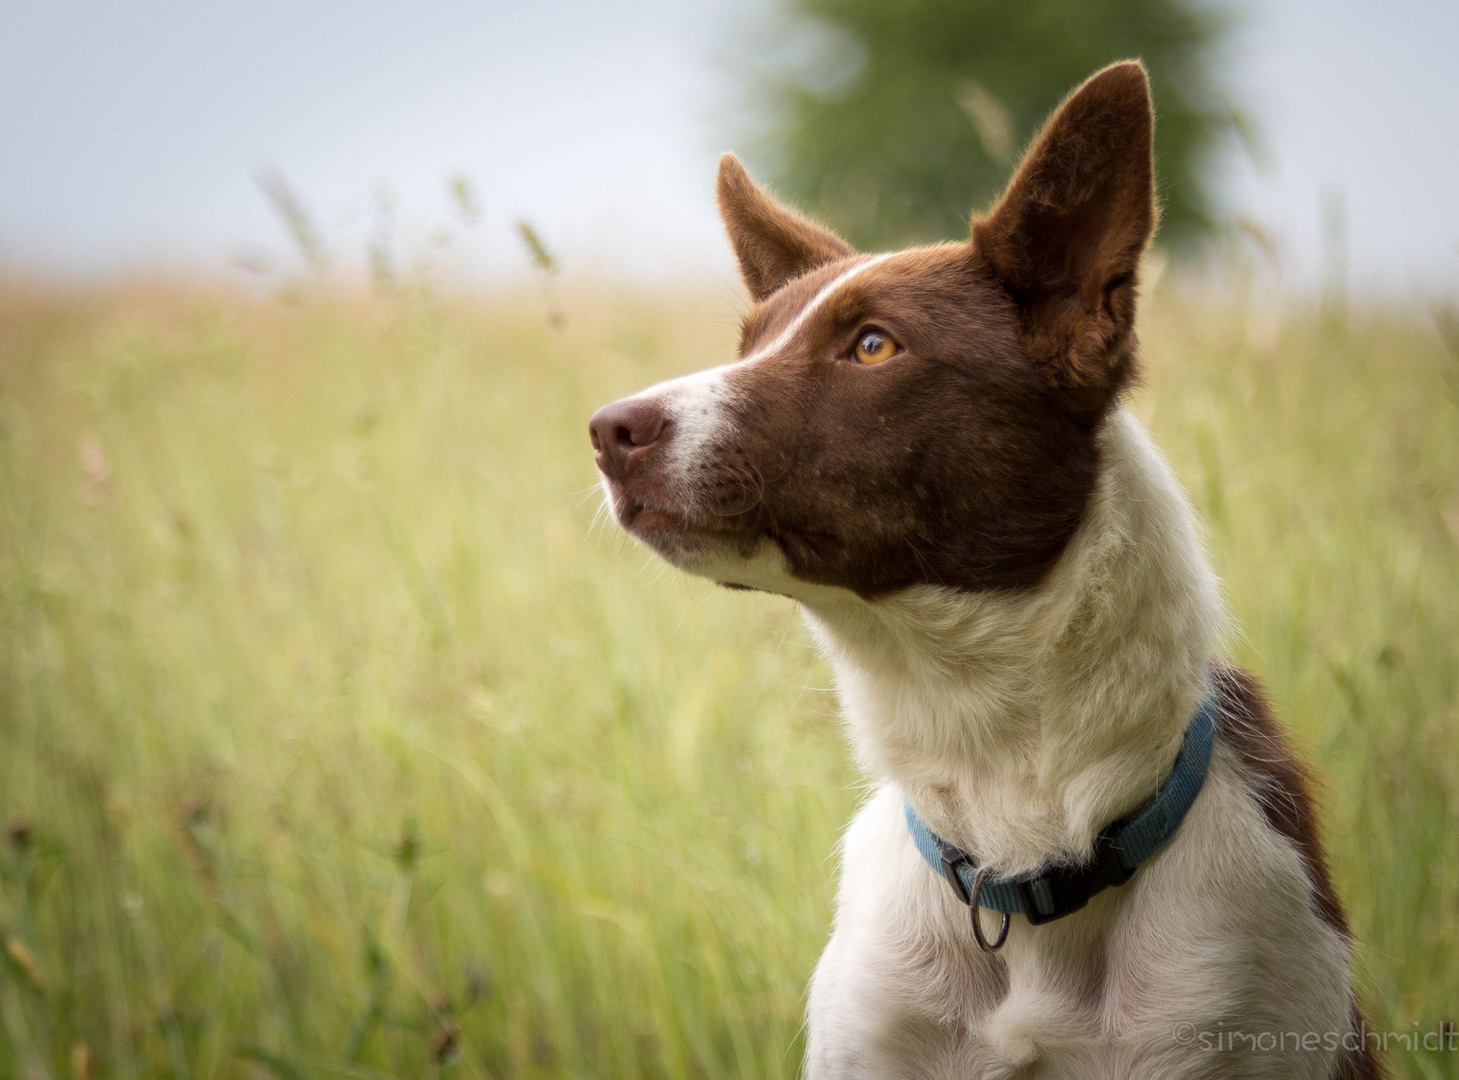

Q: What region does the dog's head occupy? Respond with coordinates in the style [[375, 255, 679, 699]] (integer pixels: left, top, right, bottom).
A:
[[591, 62, 1156, 599]]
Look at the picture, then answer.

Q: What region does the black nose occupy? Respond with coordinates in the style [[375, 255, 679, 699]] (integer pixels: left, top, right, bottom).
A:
[[589, 398, 669, 480]]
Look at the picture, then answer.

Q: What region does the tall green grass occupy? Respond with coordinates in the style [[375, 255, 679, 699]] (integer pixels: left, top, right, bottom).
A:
[[0, 277, 1454, 1078]]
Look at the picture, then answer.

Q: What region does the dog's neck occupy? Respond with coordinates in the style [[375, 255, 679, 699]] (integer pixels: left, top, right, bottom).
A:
[[800, 409, 1224, 877]]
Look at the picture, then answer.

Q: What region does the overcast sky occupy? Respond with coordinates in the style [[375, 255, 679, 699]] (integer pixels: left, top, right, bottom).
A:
[[1, 0, 1455, 292]]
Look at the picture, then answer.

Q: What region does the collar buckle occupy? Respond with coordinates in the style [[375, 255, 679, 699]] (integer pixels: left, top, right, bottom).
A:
[[938, 848, 974, 905], [1016, 835, 1134, 925]]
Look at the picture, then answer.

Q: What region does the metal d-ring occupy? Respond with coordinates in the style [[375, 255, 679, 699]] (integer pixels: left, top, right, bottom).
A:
[[969, 865, 1011, 953]]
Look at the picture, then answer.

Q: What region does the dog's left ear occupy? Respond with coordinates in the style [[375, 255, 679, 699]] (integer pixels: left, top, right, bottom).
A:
[[718, 153, 854, 301], [973, 61, 1156, 421]]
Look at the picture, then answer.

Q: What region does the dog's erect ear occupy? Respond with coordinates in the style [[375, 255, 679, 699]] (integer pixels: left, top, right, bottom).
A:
[[717, 153, 854, 301], [973, 61, 1157, 420]]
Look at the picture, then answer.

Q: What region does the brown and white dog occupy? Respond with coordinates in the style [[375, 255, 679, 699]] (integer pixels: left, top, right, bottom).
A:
[[590, 62, 1378, 1079]]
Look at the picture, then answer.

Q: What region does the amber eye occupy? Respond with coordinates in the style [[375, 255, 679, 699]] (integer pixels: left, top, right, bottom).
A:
[[853, 330, 898, 364]]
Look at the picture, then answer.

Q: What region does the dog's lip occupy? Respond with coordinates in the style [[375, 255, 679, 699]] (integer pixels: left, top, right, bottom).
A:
[[622, 495, 841, 547], [621, 498, 737, 538], [610, 482, 841, 553], [631, 505, 693, 533]]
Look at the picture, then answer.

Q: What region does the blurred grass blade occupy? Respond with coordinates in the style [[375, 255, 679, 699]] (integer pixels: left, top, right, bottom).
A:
[[236, 1044, 307, 1080], [256, 167, 327, 272]]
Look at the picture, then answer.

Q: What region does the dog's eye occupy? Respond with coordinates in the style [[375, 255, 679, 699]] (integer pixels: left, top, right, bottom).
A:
[[853, 331, 899, 364]]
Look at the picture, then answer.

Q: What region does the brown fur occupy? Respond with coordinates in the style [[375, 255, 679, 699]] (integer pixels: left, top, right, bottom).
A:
[[710, 248, 1101, 594], [1213, 663, 1383, 1079], [973, 61, 1155, 422]]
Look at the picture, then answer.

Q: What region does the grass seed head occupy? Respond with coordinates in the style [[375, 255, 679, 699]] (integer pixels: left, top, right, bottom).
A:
[[6, 818, 30, 850]]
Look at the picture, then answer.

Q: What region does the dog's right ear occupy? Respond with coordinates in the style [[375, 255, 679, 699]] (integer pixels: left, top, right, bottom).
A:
[[717, 153, 853, 301]]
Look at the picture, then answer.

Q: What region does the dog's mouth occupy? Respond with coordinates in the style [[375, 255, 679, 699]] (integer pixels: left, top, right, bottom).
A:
[[617, 494, 767, 542], [619, 498, 723, 537], [605, 475, 790, 533], [616, 488, 846, 574]]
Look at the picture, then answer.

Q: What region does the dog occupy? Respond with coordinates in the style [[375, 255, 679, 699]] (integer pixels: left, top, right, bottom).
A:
[[589, 61, 1378, 1079]]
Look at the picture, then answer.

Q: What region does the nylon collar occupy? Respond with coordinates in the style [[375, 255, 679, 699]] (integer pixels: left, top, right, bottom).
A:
[[905, 687, 1218, 931]]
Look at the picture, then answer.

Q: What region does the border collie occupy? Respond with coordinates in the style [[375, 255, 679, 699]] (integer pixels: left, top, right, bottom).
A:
[[590, 61, 1378, 1080]]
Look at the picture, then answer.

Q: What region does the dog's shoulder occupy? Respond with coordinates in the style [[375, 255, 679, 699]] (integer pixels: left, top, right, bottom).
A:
[[1209, 662, 1346, 934], [1209, 662, 1384, 1080]]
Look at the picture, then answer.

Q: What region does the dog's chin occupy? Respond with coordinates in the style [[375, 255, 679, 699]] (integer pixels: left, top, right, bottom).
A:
[[685, 541, 809, 597], [634, 526, 744, 574], [617, 509, 803, 597], [635, 525, 777, 587]]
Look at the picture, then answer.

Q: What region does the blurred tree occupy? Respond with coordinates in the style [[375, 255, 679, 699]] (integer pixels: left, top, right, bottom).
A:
[[731, 0, 1237, 251]]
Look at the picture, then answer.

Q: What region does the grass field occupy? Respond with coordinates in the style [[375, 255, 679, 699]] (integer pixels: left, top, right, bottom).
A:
[[0, 273, 1455, 1079]]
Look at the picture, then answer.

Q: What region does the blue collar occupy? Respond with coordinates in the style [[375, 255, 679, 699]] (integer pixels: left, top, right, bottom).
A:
[[905, 688, 1218, 940]]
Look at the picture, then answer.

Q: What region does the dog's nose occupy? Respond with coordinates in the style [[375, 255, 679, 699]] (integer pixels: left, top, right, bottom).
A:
[[589, 398, 669, 480]]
